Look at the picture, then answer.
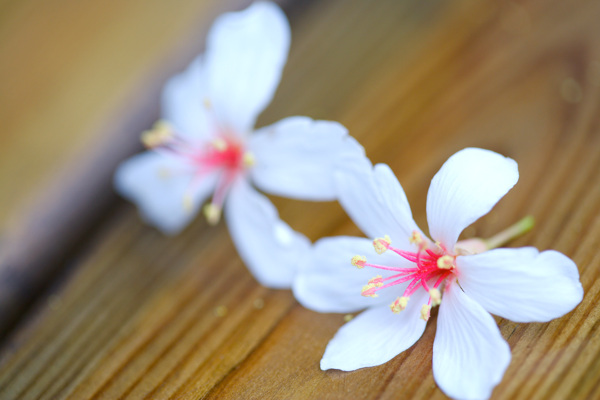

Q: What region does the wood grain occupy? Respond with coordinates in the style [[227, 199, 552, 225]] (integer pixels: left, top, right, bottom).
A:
[[1, 0, 600, 399], [0, 0, 258, 335]]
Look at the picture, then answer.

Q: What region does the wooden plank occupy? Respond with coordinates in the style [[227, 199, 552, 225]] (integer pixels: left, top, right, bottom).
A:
[[1, 0, 600, 399], [0, 0, 258, 335]]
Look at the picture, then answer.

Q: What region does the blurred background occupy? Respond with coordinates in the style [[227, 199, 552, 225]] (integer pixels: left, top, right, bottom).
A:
[[0, 0, 599, 399]]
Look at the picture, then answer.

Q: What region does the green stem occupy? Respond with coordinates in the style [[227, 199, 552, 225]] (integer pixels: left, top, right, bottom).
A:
[[484, 215, 535, 250]]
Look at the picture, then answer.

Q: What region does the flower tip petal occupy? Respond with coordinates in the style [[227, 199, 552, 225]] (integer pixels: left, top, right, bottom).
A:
[[113, 152, 212, 235], [319, 357, 335, 371], [334, 160, 420, 241], [433, 285, 511, 400], [457, 248, 584, 323], [291, 236, 413, 313], [539, 250, 584, 313], [427, 147, 519, 247], [206, 1, 290, 133], [249, 117, 363, 201], [316, 294, 428, 373], [225, 181, 309, 289]]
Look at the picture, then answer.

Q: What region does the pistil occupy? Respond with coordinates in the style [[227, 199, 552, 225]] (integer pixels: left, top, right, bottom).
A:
[[353, 216, 536, 320], [140, 120, 254, 224], [353, 231, 456, 320]]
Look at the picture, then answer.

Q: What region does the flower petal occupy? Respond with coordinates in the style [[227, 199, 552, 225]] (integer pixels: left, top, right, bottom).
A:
[[293, 236, 412, 313], [225, 179, 309, 288], [161, 56, 214, 140], [335, 159, 422, 246], [426, 148, 519, 248], [205, 2, 290, 134], [456, 247, 583, 322], [320, 289, 429, 371], [433, 284, 511, 400], [249, 117, 364, 201], [114, 152, 216, 234]]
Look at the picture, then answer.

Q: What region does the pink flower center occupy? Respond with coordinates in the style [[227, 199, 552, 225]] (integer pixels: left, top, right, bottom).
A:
[[352, 231, 457, 320], [142, 120, 254, 224]]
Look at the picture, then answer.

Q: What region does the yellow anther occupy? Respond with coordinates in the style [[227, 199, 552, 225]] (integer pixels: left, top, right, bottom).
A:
[[390, 296, 409, 314], [367, 275, 384, 287], [156, 120, 173, 129], [203, 97, 212, 109], [253, 298, 265, 309], [213, 305, 227, 317], [373, 235, 391, 254], [409, 230, 427, 248], [203, 203, 222, 225], [429, 288, 441, 306], [182, 194, 194, 213], [420, 304, 431, 321], [243, 152, 256, 168], [141, 120, 174, 148], [437, 255, 455, 270], [351, 255, 367, 269], [212, 138, 228, 152], [361, 283, 378, 298]]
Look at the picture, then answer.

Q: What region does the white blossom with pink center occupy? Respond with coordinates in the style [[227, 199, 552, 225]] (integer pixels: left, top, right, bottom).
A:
[[293, 148, 583, 400], [114, 2, 363, 288]]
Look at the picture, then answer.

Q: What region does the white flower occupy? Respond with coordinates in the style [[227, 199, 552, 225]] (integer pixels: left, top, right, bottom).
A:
[[293, 148, 583, 399], [114, 2, 363, 288]]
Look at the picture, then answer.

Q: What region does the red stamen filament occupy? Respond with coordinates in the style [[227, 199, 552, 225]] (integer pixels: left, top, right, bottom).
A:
[[360, 233, 456, 307], [149, 126, 251, 222]]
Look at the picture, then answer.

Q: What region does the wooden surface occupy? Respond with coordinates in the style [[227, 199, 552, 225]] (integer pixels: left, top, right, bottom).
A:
[[1, 0, 600, 399], [0, 0, 257, 335]]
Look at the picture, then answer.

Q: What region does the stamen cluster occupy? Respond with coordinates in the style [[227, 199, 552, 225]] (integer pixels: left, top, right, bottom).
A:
[[353, 230, 456, 320], [142, 120, 255, 224]]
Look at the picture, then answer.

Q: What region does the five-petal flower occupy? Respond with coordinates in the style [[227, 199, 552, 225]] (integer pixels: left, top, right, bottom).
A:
[[114, 2, 363, 288], [112, 1, 585, 395], [293, 148, 583, 399]]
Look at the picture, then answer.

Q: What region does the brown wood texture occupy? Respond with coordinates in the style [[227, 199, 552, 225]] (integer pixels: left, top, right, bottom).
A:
[[0, 0, 260, 334], [1, 0, 600, 399]]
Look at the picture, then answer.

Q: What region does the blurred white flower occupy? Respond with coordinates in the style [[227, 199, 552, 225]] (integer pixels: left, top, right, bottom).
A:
[[293, 148, 583, 399], [115, 2, 363, 288]]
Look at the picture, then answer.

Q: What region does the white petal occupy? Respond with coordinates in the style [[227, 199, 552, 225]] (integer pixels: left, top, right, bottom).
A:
[[114, 152, 216, 234], [205, 2, 290, 134], [335, 160, 422, 246], [248, 117, 364, 201], [293, 236, 413, 313], [433, 284, 511, 400], [456, 248, 583, 323], [161, 56, 214, 140], [321, 289, 429, 371], [225, 179, 309, 288], [427, 148, 519, 249]]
